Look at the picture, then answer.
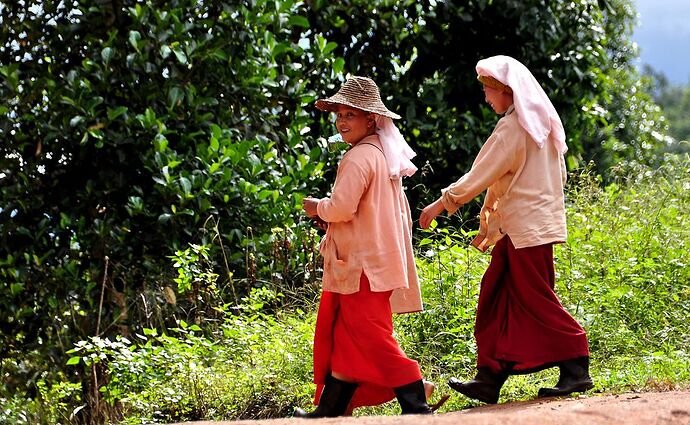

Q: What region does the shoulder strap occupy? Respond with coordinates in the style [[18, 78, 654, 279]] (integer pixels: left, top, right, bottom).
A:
[[358, 142, 384, 155]]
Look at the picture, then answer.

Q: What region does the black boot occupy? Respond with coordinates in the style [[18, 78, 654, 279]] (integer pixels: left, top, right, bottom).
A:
[[448, 367, 507, 404], [538, 356, 594, 397], [394, 379, 433, 414], [293, 374, 358, 418]]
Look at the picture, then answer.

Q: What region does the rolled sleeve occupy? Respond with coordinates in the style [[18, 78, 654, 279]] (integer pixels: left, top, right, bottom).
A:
[[441, 135, 513, 214]]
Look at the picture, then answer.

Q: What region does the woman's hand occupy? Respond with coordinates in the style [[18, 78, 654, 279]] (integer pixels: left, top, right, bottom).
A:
[[302, 196, 320, 218], [310, 216, 328, 232], [419, 198, 445, 229]]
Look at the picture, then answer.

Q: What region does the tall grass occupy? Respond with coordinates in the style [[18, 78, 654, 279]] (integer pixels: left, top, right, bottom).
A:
[[391, 154, 690, 412], [3, 155, 688, 424]]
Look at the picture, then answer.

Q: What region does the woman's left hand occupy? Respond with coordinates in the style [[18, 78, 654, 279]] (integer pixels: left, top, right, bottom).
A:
[[419, 198, 445, 229]]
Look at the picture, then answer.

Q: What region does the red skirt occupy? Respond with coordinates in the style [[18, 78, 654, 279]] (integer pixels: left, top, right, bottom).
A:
[[312, 273, 422, 409], [475, 236, 589, 374]]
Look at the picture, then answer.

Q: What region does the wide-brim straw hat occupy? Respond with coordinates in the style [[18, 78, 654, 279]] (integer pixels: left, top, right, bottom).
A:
[[315, 76, 401, 120], [477, 74, 513, 94]]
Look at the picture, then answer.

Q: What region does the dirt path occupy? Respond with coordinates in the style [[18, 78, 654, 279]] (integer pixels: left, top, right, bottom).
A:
[[170, 390, 690, 425]]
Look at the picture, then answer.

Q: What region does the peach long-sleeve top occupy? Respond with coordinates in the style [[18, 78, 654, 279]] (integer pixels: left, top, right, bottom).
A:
[[441, 105, 567, 250], [316, 135, 422, 313]]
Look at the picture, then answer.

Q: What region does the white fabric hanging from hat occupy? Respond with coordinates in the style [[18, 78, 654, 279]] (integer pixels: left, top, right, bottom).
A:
[[476, 55, 568, 155], [375, 116, 418, 179]]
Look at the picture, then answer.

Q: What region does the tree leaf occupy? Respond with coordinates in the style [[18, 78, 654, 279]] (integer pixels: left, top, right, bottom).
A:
[[180, 177, 191, 195], [288, 16, 309, 28], [107, 106, 128, 121], [172, 47, 188, 65], [101, 47, 114, 65], [128, 31, 141, 50], [167, 86, 184, 108]]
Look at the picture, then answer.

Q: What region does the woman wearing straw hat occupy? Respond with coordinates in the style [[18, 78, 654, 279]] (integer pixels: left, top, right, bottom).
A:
[[295, 76, 444, 418], [420, 56, 593, 404]]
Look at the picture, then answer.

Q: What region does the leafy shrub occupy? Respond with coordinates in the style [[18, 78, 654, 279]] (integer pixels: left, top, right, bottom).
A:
[[560, 156, 690, 359], [0, 0, 682, 422], [0, 372, 82, 425], [65, 287, 314, 424], [398, 154, 690, 408], [1, 1, 335, 419], [56, 154, 689, 422]]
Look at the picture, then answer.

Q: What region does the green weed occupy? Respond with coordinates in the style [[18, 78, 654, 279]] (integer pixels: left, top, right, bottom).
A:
[[5, 155, 688, 423]]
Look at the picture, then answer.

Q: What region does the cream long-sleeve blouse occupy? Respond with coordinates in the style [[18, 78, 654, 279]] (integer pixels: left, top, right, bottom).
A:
[[316, 135, 422, 314], [441, 106, 568, 250]]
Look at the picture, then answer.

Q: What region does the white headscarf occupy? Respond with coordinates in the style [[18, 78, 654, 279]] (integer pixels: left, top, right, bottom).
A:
[[375, 115, 418, 179], [476, 55, 568, 154]]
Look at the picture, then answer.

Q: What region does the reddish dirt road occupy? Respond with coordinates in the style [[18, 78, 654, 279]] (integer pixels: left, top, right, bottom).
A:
[[170, 390, 690, 425]]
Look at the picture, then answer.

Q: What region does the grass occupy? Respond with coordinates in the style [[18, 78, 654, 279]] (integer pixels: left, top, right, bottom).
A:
[[2, 154, 688, 424]]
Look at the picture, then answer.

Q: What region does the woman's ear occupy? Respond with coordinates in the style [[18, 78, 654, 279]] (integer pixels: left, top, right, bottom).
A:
[[367, 114, 376, 128]]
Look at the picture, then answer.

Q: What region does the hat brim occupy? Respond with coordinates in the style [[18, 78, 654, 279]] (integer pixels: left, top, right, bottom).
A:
[[315, 95, 401, 120]]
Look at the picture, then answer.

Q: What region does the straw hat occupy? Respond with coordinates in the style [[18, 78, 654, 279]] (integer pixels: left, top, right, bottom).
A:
[[477, 74, 513, 95], [315, 76, 401, 120]]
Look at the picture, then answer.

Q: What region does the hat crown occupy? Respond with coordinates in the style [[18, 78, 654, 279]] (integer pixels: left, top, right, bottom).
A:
[[337, 76, 382, 104], [315, 76, 401, 119]]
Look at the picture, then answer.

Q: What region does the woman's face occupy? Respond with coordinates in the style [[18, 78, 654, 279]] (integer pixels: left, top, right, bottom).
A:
[[483, 85, 513, 114], [334, 105, 375, 145]]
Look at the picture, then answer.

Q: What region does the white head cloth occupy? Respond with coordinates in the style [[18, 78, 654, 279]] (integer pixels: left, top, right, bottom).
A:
[[476, 55, 568, 154], [375, 115, 418, 179]]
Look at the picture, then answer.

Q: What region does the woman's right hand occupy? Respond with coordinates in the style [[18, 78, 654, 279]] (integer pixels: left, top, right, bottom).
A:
[[419, 198, 445, 229], [302, 196, 319, 218]]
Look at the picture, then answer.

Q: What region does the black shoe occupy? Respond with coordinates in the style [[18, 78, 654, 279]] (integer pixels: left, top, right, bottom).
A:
[[448, 368, 507, 404], [538, 356, 594, 398], [394, 379, 433, 414], [293, 374, 357, 418]]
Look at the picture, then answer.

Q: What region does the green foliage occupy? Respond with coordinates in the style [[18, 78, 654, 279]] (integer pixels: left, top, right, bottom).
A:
[[62, 288, 314, 424], [0, 369, 82, 425], [1, 1, 333, 419], [643, 65, 690, 154], [0, 0, 680, 423], [303, 0, 666, 195], [10, 155, 683, 423], [170, 243, 218, 296], [395, 155, 690, 409], [399, 221, 488, 372], [560, 157, 690, 357]]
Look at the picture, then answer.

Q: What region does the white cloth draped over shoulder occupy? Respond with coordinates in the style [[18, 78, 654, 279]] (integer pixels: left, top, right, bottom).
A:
[[375, 115, 418, 179], [476, 55, 568, 155]]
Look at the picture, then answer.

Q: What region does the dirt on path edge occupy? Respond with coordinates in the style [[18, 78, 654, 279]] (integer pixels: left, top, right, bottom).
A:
[[169, 390, 690, 425]]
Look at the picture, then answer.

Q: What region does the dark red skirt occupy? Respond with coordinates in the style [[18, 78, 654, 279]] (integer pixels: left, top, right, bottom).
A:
[[475, 236, 589, 374], [312, 273, 422, 409]]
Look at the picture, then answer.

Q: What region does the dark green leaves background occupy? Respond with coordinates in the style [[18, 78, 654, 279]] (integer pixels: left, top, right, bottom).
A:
[[0, 0, 670, 421]]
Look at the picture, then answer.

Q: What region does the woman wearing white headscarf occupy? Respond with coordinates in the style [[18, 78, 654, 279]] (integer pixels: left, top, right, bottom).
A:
[[420, 55, 593, 404]]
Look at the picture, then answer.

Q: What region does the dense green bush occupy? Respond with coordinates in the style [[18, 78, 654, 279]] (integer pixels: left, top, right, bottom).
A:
[[1, 2, 336, 420], [395, 154, 690, 408], [0, 0, 678, 423], [303, 0, 667, 194], [4, 155, 686, 424], [643, 65, 690, 154], [3, 287, 315, 424], [64, 288, 315, 424]]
